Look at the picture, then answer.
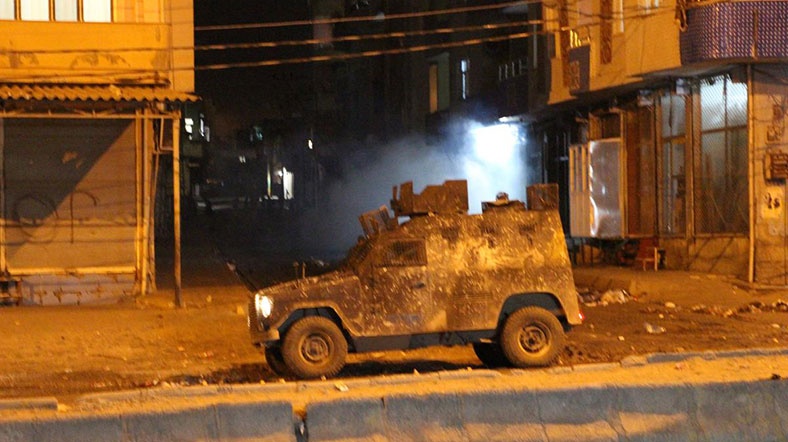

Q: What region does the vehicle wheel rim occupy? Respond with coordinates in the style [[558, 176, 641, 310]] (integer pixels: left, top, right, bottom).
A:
[[301, 333, 331, 363], [519, 325, 548, 353]]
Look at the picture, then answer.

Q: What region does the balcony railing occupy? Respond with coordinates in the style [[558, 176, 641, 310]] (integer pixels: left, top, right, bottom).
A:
[[679, 0, 788, 62]]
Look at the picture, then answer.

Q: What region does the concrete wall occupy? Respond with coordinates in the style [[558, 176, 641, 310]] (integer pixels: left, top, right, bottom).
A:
[[752, 66, 788, 286], [663, 236, 750, 279]]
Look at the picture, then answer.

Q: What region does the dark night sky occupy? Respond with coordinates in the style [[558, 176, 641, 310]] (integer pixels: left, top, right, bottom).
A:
[[194, 1, 316, 141]]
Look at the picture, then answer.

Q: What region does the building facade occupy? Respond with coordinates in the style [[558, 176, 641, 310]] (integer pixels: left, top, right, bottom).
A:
[[524, 0, 788, 284], [0, 0, 195, 303]]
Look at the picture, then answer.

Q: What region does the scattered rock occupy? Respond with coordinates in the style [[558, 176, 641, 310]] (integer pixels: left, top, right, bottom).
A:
[[664, 302, 676, 309], [644, 322, 666, 334], [334, 382, 349, 392], [738, 302, 765, 314]]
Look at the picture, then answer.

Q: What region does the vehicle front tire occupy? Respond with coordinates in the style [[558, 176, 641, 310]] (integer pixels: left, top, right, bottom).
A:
[[264, 346, 291, 378], [472, 342, 510, 368], [281, 316, 348, 379], [500, 306, 565, 367]]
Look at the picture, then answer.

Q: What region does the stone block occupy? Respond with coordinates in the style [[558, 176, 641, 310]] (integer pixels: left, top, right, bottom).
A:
[[384, 393, 466, 441], [216, 401, 295, 442], [306, 397, 386, 442]]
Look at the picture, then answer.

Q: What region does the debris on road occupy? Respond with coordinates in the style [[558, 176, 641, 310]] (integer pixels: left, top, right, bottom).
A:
[[578, 288, 633, 306], [689, 300, 788, 318], [644, 322, 666, 334]]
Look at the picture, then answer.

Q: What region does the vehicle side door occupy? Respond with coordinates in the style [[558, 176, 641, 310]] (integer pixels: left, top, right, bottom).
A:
[[366, 237, 432, 335]]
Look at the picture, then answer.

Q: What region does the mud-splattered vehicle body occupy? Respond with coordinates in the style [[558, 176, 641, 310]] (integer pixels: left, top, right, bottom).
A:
[[248, 180, 583, 379]]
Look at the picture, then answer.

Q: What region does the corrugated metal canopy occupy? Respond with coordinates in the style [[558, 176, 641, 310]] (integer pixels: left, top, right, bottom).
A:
[[0, 84, 199, 103]]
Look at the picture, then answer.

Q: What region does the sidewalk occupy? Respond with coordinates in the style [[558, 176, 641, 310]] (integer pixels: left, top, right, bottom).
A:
[[573, 265, 788, 310]]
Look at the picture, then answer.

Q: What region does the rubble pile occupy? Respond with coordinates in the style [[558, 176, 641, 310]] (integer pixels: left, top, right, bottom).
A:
[[577, 288, 633, 307], [689, 299, 788, 318]]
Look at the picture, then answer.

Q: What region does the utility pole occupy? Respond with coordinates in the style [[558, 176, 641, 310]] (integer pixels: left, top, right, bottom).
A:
[[173, 117, 183, 307]]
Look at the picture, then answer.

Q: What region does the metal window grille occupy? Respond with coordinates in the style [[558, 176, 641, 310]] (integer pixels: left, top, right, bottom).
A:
[[381, 240, 427, 267]]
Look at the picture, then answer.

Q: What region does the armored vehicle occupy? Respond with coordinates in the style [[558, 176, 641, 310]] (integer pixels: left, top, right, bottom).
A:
[[248, 180, 583, 379]]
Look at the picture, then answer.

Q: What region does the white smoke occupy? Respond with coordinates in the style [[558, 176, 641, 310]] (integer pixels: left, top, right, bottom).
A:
[[298, 120, 527, 257]]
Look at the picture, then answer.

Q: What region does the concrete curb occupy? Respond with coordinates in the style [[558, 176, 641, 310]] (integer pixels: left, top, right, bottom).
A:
[[0, 400, 296, 442]]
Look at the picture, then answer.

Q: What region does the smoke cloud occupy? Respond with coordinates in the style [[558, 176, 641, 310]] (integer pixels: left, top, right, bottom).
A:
[[298, 120, 527, 257]]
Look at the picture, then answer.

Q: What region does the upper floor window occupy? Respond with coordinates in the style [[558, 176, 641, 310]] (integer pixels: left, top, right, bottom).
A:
[[83, 0, 111, 22], [11, 0, 110, 21], [427, 53, 450, 114], [2, 0, 161, 22], [639, 0, 660, 13], [22, 0, 48, 20], [55, 0, 77, 21], [613, 0, 625, 33]]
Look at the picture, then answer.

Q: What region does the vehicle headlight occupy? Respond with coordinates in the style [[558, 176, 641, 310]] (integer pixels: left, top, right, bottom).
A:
[[254, 294, 274, 319]]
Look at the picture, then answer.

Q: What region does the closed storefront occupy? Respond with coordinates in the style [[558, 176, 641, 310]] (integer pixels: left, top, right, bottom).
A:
[[1, 118, 136, 272]]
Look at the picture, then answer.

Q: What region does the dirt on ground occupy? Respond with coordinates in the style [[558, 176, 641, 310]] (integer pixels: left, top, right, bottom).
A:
[[1, 265, 787, 405], [0, 210, 787, 404]]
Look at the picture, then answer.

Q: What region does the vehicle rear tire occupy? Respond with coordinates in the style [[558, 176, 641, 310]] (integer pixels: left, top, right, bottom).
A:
[[472, 342, 510, 367], [264, 347, 291, 378], [281, 316, 348, 379], [500, 306, 565, 367]]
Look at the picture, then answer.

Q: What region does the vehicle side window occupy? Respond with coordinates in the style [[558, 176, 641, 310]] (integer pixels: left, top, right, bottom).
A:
[[378, 239, 427, 267]]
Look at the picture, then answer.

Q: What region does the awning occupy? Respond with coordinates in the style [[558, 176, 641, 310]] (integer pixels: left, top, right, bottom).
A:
[[0, 84, 199, 103]]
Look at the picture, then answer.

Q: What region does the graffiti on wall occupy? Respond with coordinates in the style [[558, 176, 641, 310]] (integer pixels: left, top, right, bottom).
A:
[[11, 189, 101, 244], [762, 186, 785, 236]]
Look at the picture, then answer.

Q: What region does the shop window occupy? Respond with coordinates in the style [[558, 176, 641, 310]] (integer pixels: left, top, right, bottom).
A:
[[695, 76, 748, 234]]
